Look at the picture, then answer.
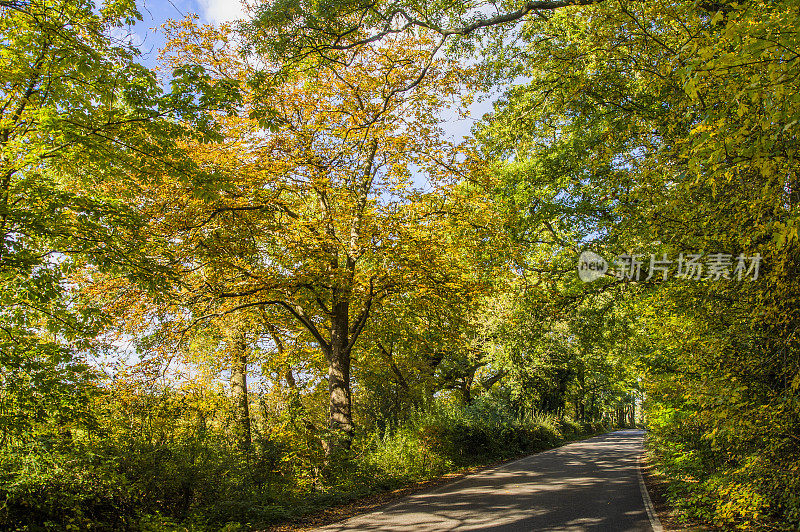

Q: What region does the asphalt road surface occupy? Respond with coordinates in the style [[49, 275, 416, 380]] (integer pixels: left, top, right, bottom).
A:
[[316, 429, 657, 531]]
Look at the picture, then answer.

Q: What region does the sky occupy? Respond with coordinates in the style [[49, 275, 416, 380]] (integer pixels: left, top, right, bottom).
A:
[[128, 0, 238, 59], [126, 0, 497, 144]]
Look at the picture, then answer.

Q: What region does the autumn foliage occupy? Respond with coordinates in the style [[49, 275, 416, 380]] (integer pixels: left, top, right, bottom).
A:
[[2, 0, 799, 530]]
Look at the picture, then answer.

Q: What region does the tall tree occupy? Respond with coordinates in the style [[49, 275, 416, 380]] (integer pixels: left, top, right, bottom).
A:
[[153, 19, 468, 452], [0, 0, 185, 445]]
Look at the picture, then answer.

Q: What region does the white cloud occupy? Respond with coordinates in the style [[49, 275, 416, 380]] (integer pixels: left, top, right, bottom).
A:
[[197, 0, 247, 23], [109, 26, 145, 47]]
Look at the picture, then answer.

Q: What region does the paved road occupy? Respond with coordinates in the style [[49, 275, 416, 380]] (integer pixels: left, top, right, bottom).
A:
[[317, 429, 655, 531]]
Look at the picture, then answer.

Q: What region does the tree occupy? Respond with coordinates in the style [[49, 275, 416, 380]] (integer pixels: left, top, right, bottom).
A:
[[151, 18, 470, 452], [0, 0, 181, 445], [248, 0, 604, 64], [474, 0, 800, 526]]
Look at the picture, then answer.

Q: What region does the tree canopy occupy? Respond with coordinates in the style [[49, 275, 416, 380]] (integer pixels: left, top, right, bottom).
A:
[[2, 0, 799, 530]]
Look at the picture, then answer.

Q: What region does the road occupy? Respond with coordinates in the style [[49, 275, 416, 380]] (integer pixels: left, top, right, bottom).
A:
[[316, 429, 658, 531]]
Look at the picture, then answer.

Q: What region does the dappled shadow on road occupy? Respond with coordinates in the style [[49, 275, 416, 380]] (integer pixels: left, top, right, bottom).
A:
[[317, 430, 651, 532]]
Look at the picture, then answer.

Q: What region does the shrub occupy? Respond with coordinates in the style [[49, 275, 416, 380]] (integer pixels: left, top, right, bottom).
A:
[[0, 447, 132, 531]]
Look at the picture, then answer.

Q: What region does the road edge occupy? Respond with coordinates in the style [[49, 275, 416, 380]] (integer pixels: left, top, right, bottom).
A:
[[638, 444, 665, 532], [263, 429, 612, 531]]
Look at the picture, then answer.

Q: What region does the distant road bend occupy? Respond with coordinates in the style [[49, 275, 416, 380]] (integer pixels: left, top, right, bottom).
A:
[[316, 429, 662, 531]]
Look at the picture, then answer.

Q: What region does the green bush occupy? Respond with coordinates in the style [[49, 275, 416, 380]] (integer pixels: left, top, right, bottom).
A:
[[367, 400, 579, 483], [558, 418, 583, 439], [646, 407, 800, 531], [0, 448, 132, 531]]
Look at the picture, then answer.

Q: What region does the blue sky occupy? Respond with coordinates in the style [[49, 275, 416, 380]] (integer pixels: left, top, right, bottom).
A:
[[123, 0, 496, 144], [124, 0, 241, 62]]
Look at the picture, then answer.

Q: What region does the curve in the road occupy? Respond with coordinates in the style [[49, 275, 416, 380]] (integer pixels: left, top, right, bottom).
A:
[[316, 429, 658, 531]]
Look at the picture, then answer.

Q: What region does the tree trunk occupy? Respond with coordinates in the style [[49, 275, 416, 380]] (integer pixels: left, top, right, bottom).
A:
[[324, 299, 354, 454], [230, 334, 251, 452], [577, 358, 586, 422], [461, 380, 472, 405]]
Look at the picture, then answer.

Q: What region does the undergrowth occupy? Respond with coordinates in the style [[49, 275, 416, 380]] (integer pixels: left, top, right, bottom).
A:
[[0, 396, 608, 531]]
